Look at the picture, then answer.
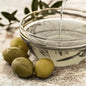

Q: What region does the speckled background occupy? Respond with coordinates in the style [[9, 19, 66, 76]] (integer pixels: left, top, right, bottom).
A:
[[0, 53, 86, 86]]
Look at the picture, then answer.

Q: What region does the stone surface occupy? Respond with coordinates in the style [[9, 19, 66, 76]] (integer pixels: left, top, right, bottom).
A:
[[1, 53, 86, 86]]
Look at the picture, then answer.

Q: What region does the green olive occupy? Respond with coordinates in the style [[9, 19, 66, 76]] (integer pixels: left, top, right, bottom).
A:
[[10, 37, 28, 52], [11, 57, 33, 78], [35, 58, 54, 78], [2, 47, 29, 64]]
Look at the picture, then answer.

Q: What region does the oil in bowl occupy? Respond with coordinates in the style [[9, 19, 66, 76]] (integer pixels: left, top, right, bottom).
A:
[[20, 8, 86, 67]]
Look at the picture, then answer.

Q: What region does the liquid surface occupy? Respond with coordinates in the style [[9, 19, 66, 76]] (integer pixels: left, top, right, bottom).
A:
[[26, 18, 86, 39], [26, 18, 86, 48]]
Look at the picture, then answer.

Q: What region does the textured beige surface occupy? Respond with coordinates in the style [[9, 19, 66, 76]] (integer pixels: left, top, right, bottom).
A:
[[1, 53, 86, 86]]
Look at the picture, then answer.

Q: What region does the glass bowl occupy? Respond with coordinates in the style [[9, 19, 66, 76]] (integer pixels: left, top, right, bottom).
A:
[[20, 8, 86, 67]]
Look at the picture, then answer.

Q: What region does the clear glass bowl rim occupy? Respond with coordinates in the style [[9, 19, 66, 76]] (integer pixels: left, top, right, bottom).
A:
[[20, 8, 86, 49]]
